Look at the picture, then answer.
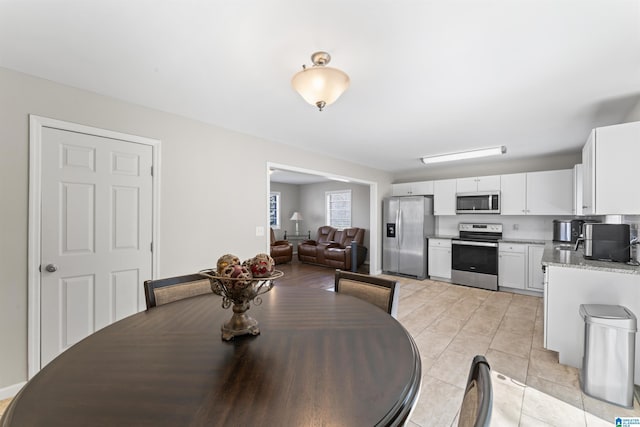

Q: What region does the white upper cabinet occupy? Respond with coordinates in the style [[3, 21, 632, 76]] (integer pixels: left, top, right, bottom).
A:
[[392, 181, 434, 196], [433, 179, 457, 215], [456, 175, 501, 193], [582, 121, 640, 215], [582, 132, 594, 214], [500, 173, 527, 215], [500, 170, 573, 215], [573, 164, 583, 216], [526, 169, 573, 215]]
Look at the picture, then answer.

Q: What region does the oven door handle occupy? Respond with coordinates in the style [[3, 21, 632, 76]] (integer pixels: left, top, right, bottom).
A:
[[452, 240, 498, 248]]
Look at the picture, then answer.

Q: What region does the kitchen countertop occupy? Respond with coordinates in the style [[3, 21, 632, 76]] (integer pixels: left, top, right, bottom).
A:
[[542, 242, 640, 275], [426, 236, 547, 244], [426, 235, 457, 240], [499, 238, 546, 245]]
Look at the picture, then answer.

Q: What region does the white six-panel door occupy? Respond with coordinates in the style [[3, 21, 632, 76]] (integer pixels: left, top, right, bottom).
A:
[[39, 127, 153, 367]]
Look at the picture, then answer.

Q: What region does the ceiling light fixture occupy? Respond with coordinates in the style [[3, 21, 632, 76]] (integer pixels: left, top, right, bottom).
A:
[[421, 146, 507, 165], [291, 51, 350, 111]]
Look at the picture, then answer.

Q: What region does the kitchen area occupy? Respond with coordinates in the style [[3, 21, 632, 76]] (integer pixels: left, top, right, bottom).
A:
[[384, 120, 640, 407]]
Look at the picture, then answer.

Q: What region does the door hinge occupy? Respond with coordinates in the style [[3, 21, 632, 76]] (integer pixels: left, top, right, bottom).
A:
[[150, 242, 153, 252], [150, 166, 154, 176], [39, 265, 42, 272]]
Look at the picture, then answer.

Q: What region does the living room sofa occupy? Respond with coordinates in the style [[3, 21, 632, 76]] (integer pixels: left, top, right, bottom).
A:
[[298, 226, 367, 271]]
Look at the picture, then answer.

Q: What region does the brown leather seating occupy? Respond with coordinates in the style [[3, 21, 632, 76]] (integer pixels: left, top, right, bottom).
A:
[[270, 227, 293, 264], [298, 226, 367, 270]]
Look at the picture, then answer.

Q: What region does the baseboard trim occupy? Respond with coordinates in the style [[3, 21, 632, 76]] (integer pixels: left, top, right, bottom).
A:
[[0, 382, 26, 400]]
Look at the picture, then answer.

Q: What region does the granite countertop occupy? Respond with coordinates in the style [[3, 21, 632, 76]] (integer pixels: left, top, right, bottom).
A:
[[542, 242, 640, 275], [499, 238, 546, 245], [426, 234, 457, 240]]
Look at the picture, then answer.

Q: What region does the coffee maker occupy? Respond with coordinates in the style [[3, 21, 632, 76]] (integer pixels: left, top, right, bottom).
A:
[[553, 219, 586, 244]]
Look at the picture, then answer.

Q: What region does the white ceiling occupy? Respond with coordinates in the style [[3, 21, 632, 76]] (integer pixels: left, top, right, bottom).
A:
[[1, 0, 639, 172]]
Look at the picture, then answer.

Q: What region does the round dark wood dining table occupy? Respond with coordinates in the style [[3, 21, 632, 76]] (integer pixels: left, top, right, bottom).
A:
[[2, 287, 421, 426]]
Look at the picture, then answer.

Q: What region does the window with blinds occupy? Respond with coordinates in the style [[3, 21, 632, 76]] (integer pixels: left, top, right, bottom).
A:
[[269, 192, 281, 229], [326, 190, 351, 229]]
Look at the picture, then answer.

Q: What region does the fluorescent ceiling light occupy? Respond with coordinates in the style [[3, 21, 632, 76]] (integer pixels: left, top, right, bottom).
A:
[[421, 146, 506, 165]]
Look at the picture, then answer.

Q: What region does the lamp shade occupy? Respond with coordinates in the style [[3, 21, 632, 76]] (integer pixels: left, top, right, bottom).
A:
[[292, 66, 350, 109], [290, 212, 303, 221]]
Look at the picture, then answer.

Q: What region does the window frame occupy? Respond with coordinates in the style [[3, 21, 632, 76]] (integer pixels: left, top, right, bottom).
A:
[[325, 189, 352, 230]]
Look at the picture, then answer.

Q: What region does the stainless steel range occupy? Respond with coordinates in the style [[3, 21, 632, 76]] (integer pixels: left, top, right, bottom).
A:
[[451, 223, 502, 291]]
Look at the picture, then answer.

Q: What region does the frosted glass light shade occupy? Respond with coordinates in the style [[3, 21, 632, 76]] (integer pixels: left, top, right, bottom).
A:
[[291, 66, 350, 110]]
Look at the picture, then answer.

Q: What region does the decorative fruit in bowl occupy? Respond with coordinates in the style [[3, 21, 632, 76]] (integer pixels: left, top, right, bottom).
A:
[[245, 253, 275, 278]]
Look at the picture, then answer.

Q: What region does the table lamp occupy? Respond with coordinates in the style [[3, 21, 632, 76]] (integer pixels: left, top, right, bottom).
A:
[[290, 212, 303, 235]]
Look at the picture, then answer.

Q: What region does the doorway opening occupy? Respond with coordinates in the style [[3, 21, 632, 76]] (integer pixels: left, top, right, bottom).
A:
[[266, 162, 378, 274]]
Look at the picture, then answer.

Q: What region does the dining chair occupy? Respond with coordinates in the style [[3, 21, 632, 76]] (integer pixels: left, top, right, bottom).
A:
[[334, 270, 398, 318], [457, 355, 493, 427], [143, 273, 212, 309]]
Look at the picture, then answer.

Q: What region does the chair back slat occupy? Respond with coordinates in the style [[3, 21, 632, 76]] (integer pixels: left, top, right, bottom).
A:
[[334, 270, 398, 317], [458, 355, 492, 427], [144, 273, 212, 309]]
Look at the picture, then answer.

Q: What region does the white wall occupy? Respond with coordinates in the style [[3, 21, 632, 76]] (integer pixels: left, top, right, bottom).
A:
[[0, 67, 393, 390]]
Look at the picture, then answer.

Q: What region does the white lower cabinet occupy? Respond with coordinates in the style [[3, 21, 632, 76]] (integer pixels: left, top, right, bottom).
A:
[[498, 242, 544, 293], [527, 245, 545, 291], [428, 238, 451, 279], [498, 243, 527, 289]]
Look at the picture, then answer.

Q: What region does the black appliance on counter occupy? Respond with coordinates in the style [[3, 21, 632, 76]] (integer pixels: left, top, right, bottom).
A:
[[451, 223, 502, 291], [576, 223, 631, 262]]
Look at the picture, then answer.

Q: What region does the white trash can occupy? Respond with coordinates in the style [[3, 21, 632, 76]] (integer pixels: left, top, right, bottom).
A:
[[579, 304, 637, 408]]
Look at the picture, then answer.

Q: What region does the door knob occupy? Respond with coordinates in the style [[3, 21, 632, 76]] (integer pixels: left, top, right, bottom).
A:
[[45, 264, 58, 272]]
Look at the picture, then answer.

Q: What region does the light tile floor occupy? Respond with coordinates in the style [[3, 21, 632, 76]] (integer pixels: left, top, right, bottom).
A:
[[0, 398, 10, 418], [390, 275, 640, 427]]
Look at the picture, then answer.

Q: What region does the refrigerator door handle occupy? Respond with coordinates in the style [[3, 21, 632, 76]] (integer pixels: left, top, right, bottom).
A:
[[397, 208, 402, 248]]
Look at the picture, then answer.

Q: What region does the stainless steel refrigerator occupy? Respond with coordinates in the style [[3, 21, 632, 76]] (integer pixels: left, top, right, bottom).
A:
[[383, 196, 435, 279]]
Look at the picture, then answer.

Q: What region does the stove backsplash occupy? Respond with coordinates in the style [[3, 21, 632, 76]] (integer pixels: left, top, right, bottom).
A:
[[437, 214, 640, 242], [437, 215, 580, 241]]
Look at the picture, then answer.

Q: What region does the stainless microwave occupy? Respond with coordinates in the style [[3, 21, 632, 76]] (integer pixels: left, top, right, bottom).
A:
[[456, 192, 500, 214]]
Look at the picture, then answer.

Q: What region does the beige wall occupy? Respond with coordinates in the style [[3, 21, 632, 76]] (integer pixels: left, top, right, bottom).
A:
[[299, 181, 371, 252], [0, 67, 393, 390], [269, 182, 300, 241]]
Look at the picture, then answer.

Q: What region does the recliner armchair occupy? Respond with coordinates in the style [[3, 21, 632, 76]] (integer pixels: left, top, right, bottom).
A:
[[324, 228, 367, 271], [270, 228, 293, 264], [298, 226, 336, 265]]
